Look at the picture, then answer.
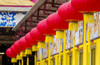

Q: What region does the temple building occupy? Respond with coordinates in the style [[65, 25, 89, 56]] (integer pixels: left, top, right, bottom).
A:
[[1, 0, 100, 65], [0, 0, 35, 65]]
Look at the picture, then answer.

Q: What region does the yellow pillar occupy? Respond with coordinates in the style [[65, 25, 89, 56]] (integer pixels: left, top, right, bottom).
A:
[[19, 60, 21, 65], [56, 31, 64, 65], [40, 52, 42, 65], [20, 51, 26, 65], [72, 37, 75, 65], [48, 43, 50, 65], [69, 22, 79, 65], [25, 49, 32, 65], [42, 60, 44, 65], [32, 45, 37, 65], [45, 35, 54, 65], [37, 42, 45, 65], [83, 13, 94, 65], [11, 58, 17, 65], [87, 31, 91, 65], [34, 52, 37, 65], [63, 30, 66, 65], [55, 55, 58, 65], [96, 38, 100, 65], [21, 59, 23, 65], [59, 45, 61, 65], [72, 37, 79, 65], [83, 14, 88, 65], [17, 54, 22, 65], [66, 53, 69, 65], [48, 36, 51, 65], [27, 55, 29, 65]]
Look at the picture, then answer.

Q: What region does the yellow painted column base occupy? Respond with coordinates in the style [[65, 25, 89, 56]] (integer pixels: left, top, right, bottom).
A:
[[32, 45, 37, 52], [25, 49, 32, 55], [37, 42, 45, 50], [11, 58, 17, 63], [69, 22, 78, 31], [84, 13, 94, 23], [17, 55, 22, 60], [20, 51, 26, 57]]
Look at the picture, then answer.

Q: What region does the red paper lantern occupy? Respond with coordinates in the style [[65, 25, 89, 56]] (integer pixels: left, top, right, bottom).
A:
[[11, 45, 19, 55], [30, 27, 45, 41], [25, 32, 37, 45], [13, 40, 22, 54], [58, 2, 83, 21], [27, 44, 32, 49], [19, 36, 32, 49], [37, 19, 56, 35], [46, 13, 69, 30], [6, 48, 16, 58], [71, 0, 100, 13]]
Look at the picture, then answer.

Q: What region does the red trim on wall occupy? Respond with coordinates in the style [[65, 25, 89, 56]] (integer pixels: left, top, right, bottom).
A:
[[30, 0, 38, 3]]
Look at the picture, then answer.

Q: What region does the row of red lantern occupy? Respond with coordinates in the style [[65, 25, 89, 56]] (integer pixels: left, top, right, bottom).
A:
[[6, 0, 100, 58], [6, 27, 45, 57]]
